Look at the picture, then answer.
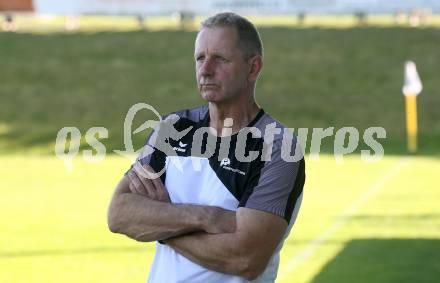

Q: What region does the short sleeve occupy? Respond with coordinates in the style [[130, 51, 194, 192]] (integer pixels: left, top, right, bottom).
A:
[[241, 139, 305, 223]]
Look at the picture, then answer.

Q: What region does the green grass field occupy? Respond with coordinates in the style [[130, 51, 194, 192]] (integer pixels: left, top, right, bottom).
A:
[[1, 15, 439, 283], [1, 16, 440, 155], [1, 155, 439, 283]]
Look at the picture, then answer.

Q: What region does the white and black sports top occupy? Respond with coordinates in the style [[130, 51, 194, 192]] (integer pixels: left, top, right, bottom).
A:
[[131, 105, 305, 283]]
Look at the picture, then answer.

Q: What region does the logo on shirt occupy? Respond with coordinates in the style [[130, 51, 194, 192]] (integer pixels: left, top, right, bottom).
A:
[[220, 158, 245, 176], [173, 140, 188, 153], [220, 158, 231, 167]]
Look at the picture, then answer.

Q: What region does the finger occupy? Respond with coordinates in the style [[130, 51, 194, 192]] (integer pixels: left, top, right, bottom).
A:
[[127, 170, 149, 196], [137, 173, 157, 198], [141, 164, 159, 179], [141, 164, 166, 198], [140, 164, 169, 202], [151, 175, 165, 191], [151, 177, 169, 201], [133, 167, 158, 198], [128, 177, 143, 195], [127, 172, 144, 195], [128, 182, 140, 195], [137, 164, 160, 189], [127, 170, 141, 189], [141, 164, 163, 190]]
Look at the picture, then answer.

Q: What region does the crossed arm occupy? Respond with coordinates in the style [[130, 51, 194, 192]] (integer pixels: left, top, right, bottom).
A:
[[107, 165, 287, 280]]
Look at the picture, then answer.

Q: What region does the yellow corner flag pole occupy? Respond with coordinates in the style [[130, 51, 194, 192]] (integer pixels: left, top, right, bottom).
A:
[[404, 95, 418, 153], [402, 61, 422, 154]]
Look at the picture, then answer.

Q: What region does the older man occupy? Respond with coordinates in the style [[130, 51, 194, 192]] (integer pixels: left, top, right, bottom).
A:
[[108, 12, 305, 283]]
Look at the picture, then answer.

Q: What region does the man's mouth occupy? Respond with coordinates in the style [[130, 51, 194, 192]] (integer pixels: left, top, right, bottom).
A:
[[201, 83, 219, 88]]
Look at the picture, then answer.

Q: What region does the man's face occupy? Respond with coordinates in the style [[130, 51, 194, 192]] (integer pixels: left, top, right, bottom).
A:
[[194, 27, 250, 104]]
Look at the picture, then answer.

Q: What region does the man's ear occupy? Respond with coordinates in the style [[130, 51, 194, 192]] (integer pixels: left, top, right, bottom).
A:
[[248, 55, 263, 82]]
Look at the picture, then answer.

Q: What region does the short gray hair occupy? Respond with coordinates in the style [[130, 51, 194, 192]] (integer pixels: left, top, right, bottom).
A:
[[200, 12, 263, 58]]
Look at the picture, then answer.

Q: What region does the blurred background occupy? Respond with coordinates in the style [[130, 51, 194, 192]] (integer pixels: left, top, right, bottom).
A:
[[1, 1, 439, 282]]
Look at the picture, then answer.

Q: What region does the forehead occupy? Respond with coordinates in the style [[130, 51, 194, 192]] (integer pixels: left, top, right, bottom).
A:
[[194, 26, 239, 54]]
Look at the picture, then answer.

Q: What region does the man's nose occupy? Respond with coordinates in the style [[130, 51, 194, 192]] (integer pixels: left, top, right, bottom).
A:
[[199, 58, 215, 77]]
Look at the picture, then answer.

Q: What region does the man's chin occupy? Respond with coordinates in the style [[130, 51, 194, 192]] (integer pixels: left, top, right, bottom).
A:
[[201, 91, 223, 102]]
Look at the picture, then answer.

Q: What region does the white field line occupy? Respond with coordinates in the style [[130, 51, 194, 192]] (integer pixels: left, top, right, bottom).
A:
[[278, 157, 411, 281]]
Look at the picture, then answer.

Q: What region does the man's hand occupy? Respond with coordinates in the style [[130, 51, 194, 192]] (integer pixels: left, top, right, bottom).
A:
[[126, 164, 170, 203]]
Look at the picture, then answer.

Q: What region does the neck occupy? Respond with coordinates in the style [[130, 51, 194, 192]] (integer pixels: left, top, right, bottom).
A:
[[208, 95, 260, 136]]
